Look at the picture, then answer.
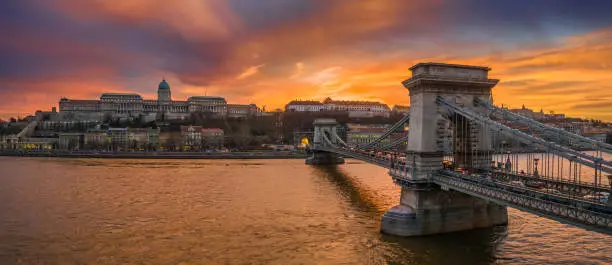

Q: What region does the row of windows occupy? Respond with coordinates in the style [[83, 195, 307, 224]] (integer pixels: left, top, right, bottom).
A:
[[287, 106, 389, 111]]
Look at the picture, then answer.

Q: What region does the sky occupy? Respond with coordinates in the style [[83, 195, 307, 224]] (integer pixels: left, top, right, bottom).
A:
[[2, 0, 612, 121]]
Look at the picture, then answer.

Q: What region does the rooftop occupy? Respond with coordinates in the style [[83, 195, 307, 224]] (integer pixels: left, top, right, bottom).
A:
[[409, 62, 491, 71], [323, 98, 389, 107], [158, 79, 170, 90], [100, 93, 142, 98], [287, 100, 323, 105], [188, 96, 226, 101]]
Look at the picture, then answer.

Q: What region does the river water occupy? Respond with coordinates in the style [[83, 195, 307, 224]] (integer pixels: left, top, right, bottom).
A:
[[0, 157, 610, 264]]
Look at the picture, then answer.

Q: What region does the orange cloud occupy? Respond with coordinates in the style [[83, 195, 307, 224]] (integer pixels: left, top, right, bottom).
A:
[[3, 1, 612, 122], [200, 28, 612, 120], [236, 64, 265, 80], [53, 0, 241, 42]]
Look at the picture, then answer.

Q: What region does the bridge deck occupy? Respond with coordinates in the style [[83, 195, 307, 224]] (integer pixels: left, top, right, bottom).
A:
[[320, 147, 611, 196], [434, 170, 612, 235], [490, 170, 610, 194], [313, 133, 612, 234]]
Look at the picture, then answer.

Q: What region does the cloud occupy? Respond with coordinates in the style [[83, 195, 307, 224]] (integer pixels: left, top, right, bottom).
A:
[[2, 0, 612, 121], [236, 64, 265, 80], [290, 62, 305, 79]]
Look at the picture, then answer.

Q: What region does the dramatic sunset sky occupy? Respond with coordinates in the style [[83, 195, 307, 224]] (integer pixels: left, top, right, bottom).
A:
[[2, 0, 612, 120]]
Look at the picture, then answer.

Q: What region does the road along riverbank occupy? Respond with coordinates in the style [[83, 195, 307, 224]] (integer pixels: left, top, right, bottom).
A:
[[0, 151, 308, 159]]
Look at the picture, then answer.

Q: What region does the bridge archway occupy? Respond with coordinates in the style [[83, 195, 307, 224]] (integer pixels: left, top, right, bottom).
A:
[[306, 118, 345, 165], [401, 63, 498, 180]]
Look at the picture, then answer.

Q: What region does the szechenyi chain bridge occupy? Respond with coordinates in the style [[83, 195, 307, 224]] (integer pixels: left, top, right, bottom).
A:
[[305, 62, 612, 236]]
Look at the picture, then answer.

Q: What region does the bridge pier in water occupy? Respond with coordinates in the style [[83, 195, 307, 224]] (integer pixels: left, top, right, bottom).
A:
[[381, 186, 508, 236], [381, 63, 508, 236]]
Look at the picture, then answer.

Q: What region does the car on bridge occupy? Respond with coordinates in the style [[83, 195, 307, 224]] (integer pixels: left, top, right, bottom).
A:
[[539, 188, 562, 195], [583, 192, 610, 204], [508, 180, 526, 187], [525, 181, 546, 189]]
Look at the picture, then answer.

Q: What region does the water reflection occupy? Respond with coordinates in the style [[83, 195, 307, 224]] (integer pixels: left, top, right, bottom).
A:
[[0, 157, 609, 264], [311, 165, 384, 215], [381, 226, 508, 265], [312, 164, 510, 265]]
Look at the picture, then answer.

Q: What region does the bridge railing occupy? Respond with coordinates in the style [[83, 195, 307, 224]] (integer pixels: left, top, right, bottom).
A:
[[434, 170, 612, 234]]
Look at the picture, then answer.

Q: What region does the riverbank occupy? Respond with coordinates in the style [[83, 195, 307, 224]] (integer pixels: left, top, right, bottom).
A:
[[0, 151, 308, 159]]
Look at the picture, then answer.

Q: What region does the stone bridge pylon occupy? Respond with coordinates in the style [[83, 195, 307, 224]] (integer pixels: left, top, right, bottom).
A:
[[381, 62, 508, 236], [305, 118, 345, 165]]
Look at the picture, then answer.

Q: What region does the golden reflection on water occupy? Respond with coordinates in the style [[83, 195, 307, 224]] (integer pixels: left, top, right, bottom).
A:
[[0, 157, 610, 264]]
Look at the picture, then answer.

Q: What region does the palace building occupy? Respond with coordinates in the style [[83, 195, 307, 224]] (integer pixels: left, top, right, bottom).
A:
[[59, 79, 259, 121]]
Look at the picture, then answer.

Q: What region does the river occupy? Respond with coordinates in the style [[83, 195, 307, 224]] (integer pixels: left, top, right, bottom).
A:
[[0, 157, 610, 264]]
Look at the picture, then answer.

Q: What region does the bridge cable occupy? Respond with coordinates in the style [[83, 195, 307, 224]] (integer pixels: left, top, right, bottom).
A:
[[476, 99, 612, 154], [359, 113, 410, 149], [437, 97, 612, 175]]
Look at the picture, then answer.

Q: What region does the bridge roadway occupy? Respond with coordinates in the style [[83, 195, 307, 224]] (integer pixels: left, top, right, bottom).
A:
[[490, 170, 611, 194], [435, 170, 612, 235], [314, 146, 612, 234], [319, 146, 611, 198]]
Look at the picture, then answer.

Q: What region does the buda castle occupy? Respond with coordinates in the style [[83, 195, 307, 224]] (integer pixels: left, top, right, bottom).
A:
[[58, 79, 259, 121]]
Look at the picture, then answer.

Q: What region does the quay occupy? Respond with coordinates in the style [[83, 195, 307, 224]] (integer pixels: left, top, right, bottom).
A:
[[0, 151, 308, 159]]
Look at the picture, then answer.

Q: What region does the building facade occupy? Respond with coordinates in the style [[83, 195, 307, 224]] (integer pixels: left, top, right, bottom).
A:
[[58, 133, 84, 150], [285, 101, 324, 112], [127, 128, 160, 150], [392, 105, 410, 114], [180, 126, 224, 150], [201, 128, 224, 148], [108, 128, 128, 150], [59, 79, 259, 120], [285, 98, 390, 117]]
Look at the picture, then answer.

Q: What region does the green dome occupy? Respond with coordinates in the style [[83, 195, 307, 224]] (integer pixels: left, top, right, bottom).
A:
[[158, 79, 170, 90]]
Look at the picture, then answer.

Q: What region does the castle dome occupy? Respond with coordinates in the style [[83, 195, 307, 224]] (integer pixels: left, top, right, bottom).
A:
[[158, 79, 170, 90]]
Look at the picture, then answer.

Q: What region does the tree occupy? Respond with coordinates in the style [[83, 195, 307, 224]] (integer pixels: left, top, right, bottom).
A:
[[146, 142, 156, 152], [102, 113, 113, 124], [164, 133, 183, 151], [130, 140, 138, 151], [232, 123, 253, 150], [84, 141, 101, 151], [200, 137, 208, 151]]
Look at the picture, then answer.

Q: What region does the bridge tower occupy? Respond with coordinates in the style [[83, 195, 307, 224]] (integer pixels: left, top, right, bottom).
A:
[[381, 62, 508, 236], [305, 118, 345, 165]]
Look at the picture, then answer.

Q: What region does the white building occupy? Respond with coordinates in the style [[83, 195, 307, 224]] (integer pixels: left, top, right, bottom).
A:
[[285, 98, 390, 117], [59, 79, 259, 120], [285, 100, 325, 112]]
